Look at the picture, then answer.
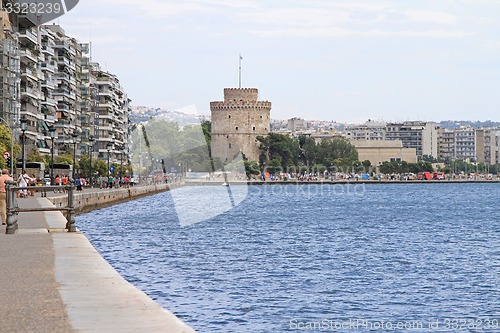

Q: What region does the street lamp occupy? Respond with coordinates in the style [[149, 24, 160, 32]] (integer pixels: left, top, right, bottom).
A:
[[49, 126, 56, 185], [20, 117, 28, 171], [72, 132, 78, 180], [89, 135, 94, 187]]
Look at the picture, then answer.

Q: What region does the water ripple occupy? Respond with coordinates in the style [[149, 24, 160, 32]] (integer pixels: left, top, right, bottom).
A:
[[77, 184, 500, 332]]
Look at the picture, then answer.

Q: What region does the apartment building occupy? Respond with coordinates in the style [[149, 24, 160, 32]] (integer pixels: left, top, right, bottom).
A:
[[1, 6, 131, 168], [437, 128, 455, 163], [287, 117, 306, 132], [0, 5, 21, 127], [482, 128, 499, 166], [346, 121, 439, 160], [92, 63, 130, 164], [345, 120, 386, 141], [39, 27, 57, 154], [454, 127, 478, 162], [41, 24, 83, 156]]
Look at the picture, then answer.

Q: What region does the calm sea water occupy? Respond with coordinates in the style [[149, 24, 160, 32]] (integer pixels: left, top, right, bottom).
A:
[[77, 184, 500, 332]]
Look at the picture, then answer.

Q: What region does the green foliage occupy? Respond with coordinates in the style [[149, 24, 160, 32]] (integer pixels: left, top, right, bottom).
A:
[[55, 153, 73, 165], [266, 158, 283, 175], [0, 125, 20, 170], [449, 160, 489, 174], [93, 160, 108, 177], [201, 121, 212, 150], [257, 134, 358, 173], [379, 161, 434, 174], [257, 133, 300, 168], [129, 119, 215, 174], [244, 160, 260, 178], [27, 148, 45, 163]]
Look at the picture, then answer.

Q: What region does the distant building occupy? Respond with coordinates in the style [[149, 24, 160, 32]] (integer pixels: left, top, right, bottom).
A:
[[385, 121, 439, 160], [454, 127, 479, 162], [437, 128, 455, 163], [346, 120, 386, 141], [351, 140, 417, 166], [347, 120, 439, 160], [483, 128, 500, 166], [210, 88, 271, 162], [287, 117, 305, 132]]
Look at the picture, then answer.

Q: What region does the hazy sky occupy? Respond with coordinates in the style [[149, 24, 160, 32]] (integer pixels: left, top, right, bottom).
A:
[[57, 0, 500, 123]]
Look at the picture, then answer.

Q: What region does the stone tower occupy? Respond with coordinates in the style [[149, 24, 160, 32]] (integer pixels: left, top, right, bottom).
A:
[[210, 88, 271, 163]]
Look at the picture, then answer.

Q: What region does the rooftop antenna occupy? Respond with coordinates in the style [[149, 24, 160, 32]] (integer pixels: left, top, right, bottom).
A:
[[239, 54, 242, 88]]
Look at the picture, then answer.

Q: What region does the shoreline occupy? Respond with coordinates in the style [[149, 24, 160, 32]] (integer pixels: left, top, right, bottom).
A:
[[184, 179, 500, 186]]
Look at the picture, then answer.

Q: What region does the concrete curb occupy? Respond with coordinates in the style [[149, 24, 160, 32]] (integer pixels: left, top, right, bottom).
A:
[[53, 233, 196, 333]]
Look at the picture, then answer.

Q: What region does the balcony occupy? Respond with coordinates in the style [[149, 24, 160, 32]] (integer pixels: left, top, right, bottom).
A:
[[20, 48, 38, 63], [41, 62, 56, 73], [21, 67, 38, 81], [41, 45, 55, 56], [53, 89, 77, 100], [21, 86, 40, 99], [55, 72, 77, 85], [54, 40, 71, 51], [41, 98, 57, 106], [57, 56, 71, 67], [41, 79, 56, 88], [19, 29, 38, 45]]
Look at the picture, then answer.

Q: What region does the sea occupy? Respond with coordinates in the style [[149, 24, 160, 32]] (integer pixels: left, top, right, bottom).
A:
[[77, 183, 500, 332]]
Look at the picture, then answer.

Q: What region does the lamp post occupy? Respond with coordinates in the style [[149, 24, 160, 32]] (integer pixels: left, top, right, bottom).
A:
[[20, 117, 27, 171], [72, 132, 78, 180], [49, 126, 56, 185], [89, 135, 94, 187]]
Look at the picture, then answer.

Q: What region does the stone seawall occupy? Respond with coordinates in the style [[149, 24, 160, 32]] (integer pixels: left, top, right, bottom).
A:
[[48, 184, 173, 214]]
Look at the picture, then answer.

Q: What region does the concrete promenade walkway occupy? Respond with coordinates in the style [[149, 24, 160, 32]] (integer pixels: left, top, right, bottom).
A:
[[0, 193, 195, 333]]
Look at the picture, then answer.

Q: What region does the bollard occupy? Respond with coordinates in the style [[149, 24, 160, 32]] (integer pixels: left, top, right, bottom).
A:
[[66, 183, 77, 232], [5, 180, 18, 234]]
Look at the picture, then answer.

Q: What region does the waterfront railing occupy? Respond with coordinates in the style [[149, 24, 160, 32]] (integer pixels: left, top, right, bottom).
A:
[[4, 181, 76, 235]]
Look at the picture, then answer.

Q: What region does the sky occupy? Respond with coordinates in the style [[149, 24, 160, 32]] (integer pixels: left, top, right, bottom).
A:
[[56, 0, 500, 123]]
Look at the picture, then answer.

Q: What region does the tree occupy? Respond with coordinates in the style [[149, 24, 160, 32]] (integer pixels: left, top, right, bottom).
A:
[[244, 160, 260, 179], [379, 161, 395, 174], [55, 153, 73, 165], [0, 125, 20, 170], [27, 148, 45, 163], [266, 158, 282, 175]]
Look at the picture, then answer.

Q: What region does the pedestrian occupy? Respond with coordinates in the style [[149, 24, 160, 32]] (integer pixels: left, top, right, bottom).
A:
[[75, 177, 82, 191], [29, 173, 37, 196], [17, 170, 30, 198], [0, 169, 13, 225]]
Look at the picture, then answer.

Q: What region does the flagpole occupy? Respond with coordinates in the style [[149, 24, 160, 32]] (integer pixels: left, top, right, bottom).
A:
[[239, 54, 242, 88]]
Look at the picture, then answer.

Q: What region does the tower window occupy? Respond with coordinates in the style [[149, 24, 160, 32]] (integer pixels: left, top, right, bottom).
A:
[[260, 115, 263, 119], [253, 127, 256, 131], [236, 127, 239, 131], [229, 143, 232, 148], [229, 115, 231, 119]]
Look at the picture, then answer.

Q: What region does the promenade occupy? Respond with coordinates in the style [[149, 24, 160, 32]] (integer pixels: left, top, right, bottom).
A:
[[0, 189, 195, 333]]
